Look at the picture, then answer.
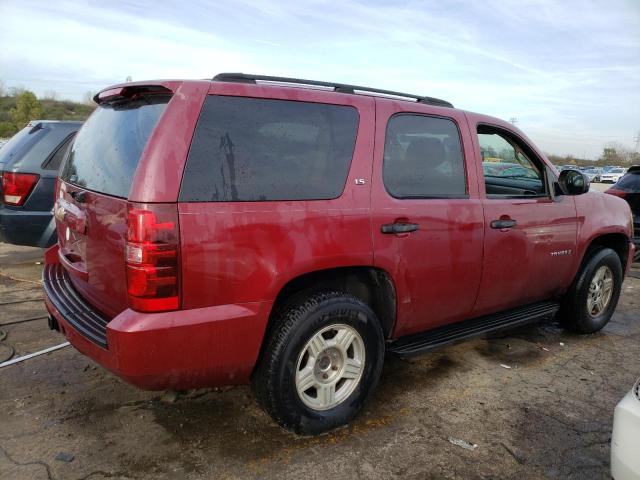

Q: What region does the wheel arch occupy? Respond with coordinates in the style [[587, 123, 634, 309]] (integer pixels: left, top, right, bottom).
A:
[[578, 232, 630, 275], [267, 266, 397, 340]]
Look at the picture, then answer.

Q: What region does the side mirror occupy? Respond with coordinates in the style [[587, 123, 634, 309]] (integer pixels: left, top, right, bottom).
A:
[[558, 169, 590, 195]]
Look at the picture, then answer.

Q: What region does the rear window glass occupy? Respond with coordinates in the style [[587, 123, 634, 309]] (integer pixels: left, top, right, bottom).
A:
[[615, 172, 640, 190], [179, 96, 359, 202], [61, 95, 170, 198], [0, 125, 44, 167]]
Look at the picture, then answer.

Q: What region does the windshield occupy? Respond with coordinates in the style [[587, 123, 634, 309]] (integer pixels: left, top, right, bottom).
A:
[[60, 95, 170, 198]]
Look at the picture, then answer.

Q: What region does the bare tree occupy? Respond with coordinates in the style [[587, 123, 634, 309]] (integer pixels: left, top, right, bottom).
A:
[[9, 85, 26, 97], [601, 141, 638, 165], [43, 90, 58, 100], [83, 91, 96, 105], [125, 75, 132, 82], [0, 79, 5, 97]]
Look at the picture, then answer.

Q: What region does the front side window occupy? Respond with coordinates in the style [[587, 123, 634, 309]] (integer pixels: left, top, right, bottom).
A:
[[179, 96, 359, 202], [382, 114, 466, 198], [478, 126, 546, 197]]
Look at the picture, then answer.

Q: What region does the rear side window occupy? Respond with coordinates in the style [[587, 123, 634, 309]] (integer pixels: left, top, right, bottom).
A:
[[179, 96, 359, 202], [383, 114, 466, 198], [614, 172, 640, 191], [43, 133, 76, 171], [61, 95, 170, 198]]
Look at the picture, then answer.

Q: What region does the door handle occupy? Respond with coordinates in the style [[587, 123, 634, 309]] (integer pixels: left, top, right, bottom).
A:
[[381, 222, 420, 234], [490, 219, 517, 229]]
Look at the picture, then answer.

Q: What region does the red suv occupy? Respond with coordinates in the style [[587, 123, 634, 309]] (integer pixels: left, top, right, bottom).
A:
[[44, 74, 635, 434]]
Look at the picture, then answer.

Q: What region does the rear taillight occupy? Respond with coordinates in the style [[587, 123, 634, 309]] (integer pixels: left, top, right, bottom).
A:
[[605, 188, 627, 198], [125, 203, 180, 312], [1, 172, 39, 206]]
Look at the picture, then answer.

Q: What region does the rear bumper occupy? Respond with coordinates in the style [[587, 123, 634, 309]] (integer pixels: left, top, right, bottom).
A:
[[43, 245, 272, 390], [0, 207, 56, 247]]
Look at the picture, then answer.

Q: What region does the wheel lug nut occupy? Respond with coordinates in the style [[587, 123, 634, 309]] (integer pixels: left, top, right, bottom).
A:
[[332, 366, 338, 371], [322, 373, 328, 379]]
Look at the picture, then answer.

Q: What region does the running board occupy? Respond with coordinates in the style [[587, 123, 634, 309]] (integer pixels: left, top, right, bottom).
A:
[[387, 300, 560, 357]]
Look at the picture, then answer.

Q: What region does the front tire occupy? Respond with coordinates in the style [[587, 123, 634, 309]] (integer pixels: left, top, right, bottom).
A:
[[560, 247, 622, 333], [252, 291, 385, 435]]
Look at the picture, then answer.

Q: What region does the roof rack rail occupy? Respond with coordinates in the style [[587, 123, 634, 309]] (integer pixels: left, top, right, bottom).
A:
[[212, 73, 453, 108]]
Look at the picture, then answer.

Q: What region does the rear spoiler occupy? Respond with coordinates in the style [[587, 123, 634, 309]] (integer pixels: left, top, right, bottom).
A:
[[93, 84, 174, 105]]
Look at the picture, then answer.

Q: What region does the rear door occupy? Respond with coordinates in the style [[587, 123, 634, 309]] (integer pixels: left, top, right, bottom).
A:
[[371, 100, 485, 338], [469, 118, 578, 316], [55, 88, 173, 317]]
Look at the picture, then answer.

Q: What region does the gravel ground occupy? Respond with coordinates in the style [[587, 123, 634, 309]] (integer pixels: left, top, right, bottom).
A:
[[0, 241, 638, 480]]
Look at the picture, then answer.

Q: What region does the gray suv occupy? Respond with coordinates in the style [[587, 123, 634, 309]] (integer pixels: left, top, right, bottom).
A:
[[0, 120, 82, 247]]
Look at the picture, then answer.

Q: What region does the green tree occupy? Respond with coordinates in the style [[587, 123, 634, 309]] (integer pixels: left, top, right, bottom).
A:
[[10, 91, 44, 129], [0, 121, 17, 137]]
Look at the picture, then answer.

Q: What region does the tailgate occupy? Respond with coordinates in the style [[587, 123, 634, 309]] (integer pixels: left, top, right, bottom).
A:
[[55, 181, 129, 317]]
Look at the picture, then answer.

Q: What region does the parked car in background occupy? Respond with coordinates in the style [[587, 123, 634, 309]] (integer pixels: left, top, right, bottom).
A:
[[602, 167, 627, 183], [43, 74, 635, 435], [582, 167, 601, 182], [607, 166, 640, 260], [0, 120, 81, 247], [611, 377, 640, 480]]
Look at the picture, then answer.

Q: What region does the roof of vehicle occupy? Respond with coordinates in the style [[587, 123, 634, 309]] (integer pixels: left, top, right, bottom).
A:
[[211, 73, 455, 108], [94, 75, 549, 167], [95, 73, 455, 109]]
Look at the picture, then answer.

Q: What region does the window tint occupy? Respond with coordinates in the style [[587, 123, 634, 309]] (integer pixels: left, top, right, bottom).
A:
[[478, 128, 545, 196], [61, 95, 170, 198], [43, 133, 75, 171], [382, 114, 466, 198], [180, 96, 358, 202]]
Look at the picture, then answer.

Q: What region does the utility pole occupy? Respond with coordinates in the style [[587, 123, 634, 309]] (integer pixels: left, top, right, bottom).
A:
[[634, 131, 640, 152], [509, 117, 518, 126]]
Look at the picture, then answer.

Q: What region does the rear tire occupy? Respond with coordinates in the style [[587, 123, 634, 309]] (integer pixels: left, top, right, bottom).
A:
[[252, 291, 384, 435], [560, 247, 622, 334]]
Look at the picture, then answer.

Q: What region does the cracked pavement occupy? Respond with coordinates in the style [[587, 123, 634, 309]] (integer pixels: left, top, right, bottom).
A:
[[0, 242, 638, 479]]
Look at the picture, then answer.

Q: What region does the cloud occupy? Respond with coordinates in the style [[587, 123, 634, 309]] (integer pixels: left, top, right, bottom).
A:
[[0, 0, 638, 157]]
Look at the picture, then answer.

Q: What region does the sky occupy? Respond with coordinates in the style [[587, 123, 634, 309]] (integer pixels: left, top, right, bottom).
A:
[[1, 0, 639, 159]]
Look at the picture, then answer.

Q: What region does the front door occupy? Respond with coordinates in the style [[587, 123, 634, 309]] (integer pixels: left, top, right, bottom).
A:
[[471, 121, 578, 316], [372, 101, 485, 338]]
